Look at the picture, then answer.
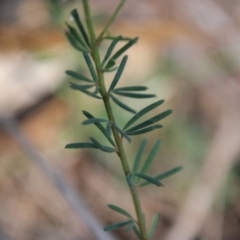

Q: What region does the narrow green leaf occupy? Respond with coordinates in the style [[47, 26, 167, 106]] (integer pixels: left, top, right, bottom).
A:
[[108, 55, 128, 92], [110, 93, 136, 114], [134, 173, 163, 187], [82, 111, 116, 147], [126, 110, 173, 132], [105, 37, 138, 68], [70, 82, 101, 99], [141, 139, 161, 175], [89, 137, 116, 153], [113, 86, 148, 92], [92, 85, 99, 95], [148, 214, 159, 238], [133, 226, 142, 239], [108, 204, 133, 219], [113, 91, 156, 99], [155, 166, 183, 181], [83, 53, 98, 82], [103, 66, 118, 73], [104, 220, 133, 232], [112, 123, 131, 143], [132, 138, 148, 174], [71, 9, 90, 47], [69, 82, 93, 90], [82, 118, 108, 125], [123, 100, 165, 130], [65, 142, 96, 149], [65, 32, 88, 52], [66, 70, 93, 83], [104, 59, 116, 71], [125, 221, 135, 232], [126, 125, 163, 136], [139, 166, 183, 187], [65, 22, 89, 50], [101, 36, 122, 68]]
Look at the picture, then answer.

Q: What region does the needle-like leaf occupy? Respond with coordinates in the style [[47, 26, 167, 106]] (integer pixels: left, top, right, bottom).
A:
[[105, 37, 138, 69], [69, 82, 93, 90], [82, 118, 108, 125], [110, 93, 136, 114], [123, 99, 165, 130], [70, 82, 101, 99], [71, 9, 90, 47], [104, 220, 133, 232], [108, 204, 133, 219], [148, 214, 159, 238], [140, 139, 161, 175], [139, 166, 183, 187], [126, 110, 172, 133], [65, 22, 89, 50], [132, 138, 148, 174], [65, 142, 96, 149], [113, 86, 148, 92], [66, 70, 93, 82], [112, 91, 156, 99], [103, 66, 118, 72], [82, 111, 116, 147], [104, 59, 116, 71], [126, 125, 163, 136], [89, 137, 116, 153], [134, 173, 163, 187], [108, 55, 128, 91], [65, 31, 88, 52], [101, 36, 122, 68], [83, 53, 98, 82]]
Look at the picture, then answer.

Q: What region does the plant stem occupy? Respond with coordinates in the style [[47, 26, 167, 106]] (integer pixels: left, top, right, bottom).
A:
[[82, 1, 149, 239], [97, 0, 126, 41]]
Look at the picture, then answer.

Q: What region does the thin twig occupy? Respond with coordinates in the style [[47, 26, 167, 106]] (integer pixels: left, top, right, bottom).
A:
[[97, 0, 126, 41]]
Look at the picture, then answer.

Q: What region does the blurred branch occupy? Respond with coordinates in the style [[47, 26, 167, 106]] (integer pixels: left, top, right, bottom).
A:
[[164, 80, 240, 240], [0, 118, 117, 240]]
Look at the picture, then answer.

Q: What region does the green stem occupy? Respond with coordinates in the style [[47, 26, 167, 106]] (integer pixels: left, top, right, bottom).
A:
[[82, 1, 149, 239], [97, 0, 126, 41]]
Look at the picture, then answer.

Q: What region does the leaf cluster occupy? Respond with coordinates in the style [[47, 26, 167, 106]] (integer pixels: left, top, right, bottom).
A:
[[104, 204, 160, 239], [65, 3, 183, 240]]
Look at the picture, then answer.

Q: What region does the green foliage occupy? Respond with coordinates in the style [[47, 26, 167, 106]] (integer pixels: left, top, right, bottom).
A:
[[140, 139, 161, 175], [108, 55, 128, 91], [104, 219, 134, 232], [139, 166, 183, 187], [148, 214, 159, 238], [132, 138, 148, 174], [65, 70, 93, 82], [108, 204, 133, 219], [101, 35, 123, 69], [65, 1, 183, 239], [70, 9, 90, 47], [109, 93, 136, 113]]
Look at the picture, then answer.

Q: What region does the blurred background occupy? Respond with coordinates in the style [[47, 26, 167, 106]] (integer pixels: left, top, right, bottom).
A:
[[1, 0, 240, 239]]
